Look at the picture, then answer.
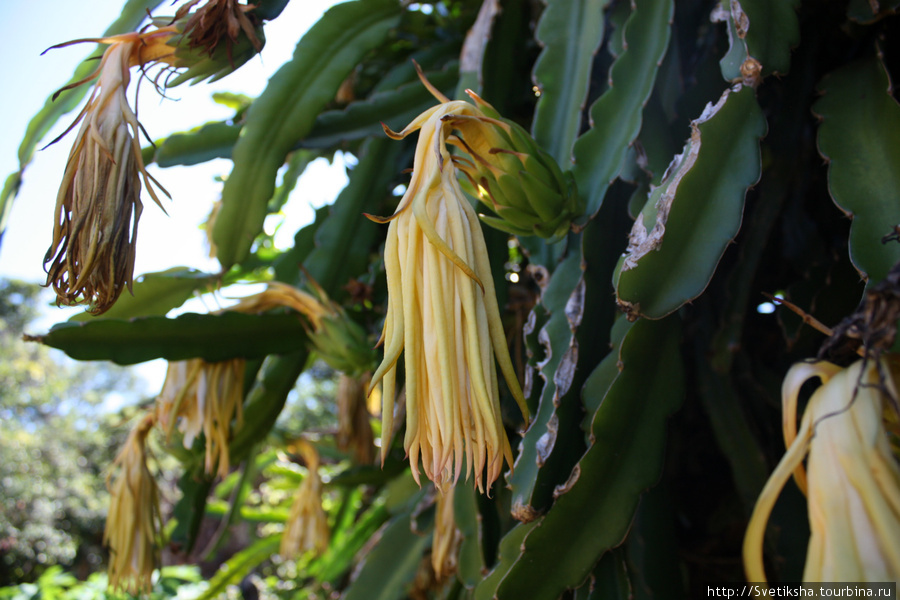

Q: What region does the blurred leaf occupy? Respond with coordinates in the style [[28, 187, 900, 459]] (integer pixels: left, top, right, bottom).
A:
[[454, 484, 484, 589], [300, 66, 458, 149], [741, 0, 799, 77], [571, 0, 673, 218], [493, 316, 684, 600], [170, 465, 214, 556], [713, 0, 799, 80], [299, 136, 401, 296], [194, 535, 281, 600], [342, 510, 430, 600], [311, 500, 391, 584], [572, 550, 632, 600], [272, 205, 330, 283], [847, 0, 900, 22], [508, 247, 585, 517], [68, 267, 219, 322], [205, 499, 290, 522], [154, 122, 242, 167], [473, 521, 540, 600], [713, 2, 749, 82]]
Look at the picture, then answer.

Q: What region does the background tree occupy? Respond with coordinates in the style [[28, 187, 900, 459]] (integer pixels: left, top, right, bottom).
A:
[[0, 279, 146, 585]]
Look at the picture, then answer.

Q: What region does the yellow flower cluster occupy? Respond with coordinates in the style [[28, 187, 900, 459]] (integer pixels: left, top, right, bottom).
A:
[[744, 358, 900, 582], [104, 414, 161, 595], [156, 358, 246, 478], [369, 73, 529, 492]]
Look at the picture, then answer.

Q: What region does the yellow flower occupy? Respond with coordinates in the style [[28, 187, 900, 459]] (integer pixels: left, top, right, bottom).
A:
[[173, 0, 263, 58], [336, 373, 375, 465], [156, 358, 245, 478], [43, 29, 175, 314], [743, 358, 900, 582], [280, 440, 330, 559], [431, 487, 462, 580], [104, 414, 161, 595], [368, 71, 529, 492], [229, 281, 334, 330], [230, 281, 377, 376]]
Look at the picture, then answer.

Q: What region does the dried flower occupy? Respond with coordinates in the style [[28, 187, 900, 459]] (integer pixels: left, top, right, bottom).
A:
[[43, 28, 175, 314], [104, 414, 161, 595], [744, 358, 900, 582], [368, 69, 529, 492], [156, 358, 245, 478], [280, 440, 330, 559]]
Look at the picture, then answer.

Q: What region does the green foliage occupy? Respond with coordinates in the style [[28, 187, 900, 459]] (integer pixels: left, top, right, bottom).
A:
[[0, 280, 143, 586], [0, 565, 205, 600], [813, 54, 900, 288], [9, 0, 900, 598], [212, 0, 402, 268]]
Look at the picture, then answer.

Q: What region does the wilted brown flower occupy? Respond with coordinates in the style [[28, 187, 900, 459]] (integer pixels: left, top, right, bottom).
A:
[[104, 414, 161, 595], [43, 28, 175, 314], [173, 0, 262, 60]]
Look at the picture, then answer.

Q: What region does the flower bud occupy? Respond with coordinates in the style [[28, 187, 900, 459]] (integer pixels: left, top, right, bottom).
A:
[[445, 91, 581, 241]]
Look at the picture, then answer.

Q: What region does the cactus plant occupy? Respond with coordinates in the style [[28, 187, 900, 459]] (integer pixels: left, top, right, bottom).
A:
[[9, 0, 900, 597]]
